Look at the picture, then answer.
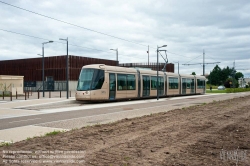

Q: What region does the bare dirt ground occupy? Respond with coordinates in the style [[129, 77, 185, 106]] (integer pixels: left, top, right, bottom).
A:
[[1, 95, 250, 166]]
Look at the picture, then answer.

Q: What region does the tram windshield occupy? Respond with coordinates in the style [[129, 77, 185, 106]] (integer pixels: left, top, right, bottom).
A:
[[77, 68, 104, 91]]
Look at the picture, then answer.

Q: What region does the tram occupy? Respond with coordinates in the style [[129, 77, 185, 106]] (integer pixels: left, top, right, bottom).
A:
[[75, 64, 206, 101]]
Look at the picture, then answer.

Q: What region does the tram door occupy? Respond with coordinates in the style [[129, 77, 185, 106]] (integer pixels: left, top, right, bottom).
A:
[[143, 76, 150, 97], [109, 73, 116, 100], [137, 70, 141, 97], [191, 79, 195, 94], [182, 78, 186, 94]]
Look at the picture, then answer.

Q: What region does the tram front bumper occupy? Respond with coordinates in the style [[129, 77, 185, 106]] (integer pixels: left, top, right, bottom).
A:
[[75, 91, 91, 100]]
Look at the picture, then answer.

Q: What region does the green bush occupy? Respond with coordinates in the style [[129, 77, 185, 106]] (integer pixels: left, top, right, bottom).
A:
[[45, 130, 63, 136], [206, 89, 227, 93], [226, 88, 250, 93], [206, 84, 218, 89]]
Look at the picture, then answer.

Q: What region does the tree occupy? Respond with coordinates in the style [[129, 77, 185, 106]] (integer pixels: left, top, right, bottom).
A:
[[207, 65, 222, 85], [221, 66, 233, 83], [235, 72, 244, 80], [208, 65, 238, 86], [191, 72, 196, 75], [224, 78, 238, 88]]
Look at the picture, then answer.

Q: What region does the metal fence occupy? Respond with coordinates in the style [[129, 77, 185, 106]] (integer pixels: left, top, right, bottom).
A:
[[0, 90, 75, 102]]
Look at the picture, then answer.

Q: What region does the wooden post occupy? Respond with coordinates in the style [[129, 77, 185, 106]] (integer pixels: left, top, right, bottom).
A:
[[70, 91, 71, 97], [10, 92, 12, 101], [60, 91, 61, 98], [38, 91, 40, 99], [49, 91, 51, 98], [3, 92, 4, 100], [25, 91, 27, 100], [16, 91, 17, 99], [28, 90, 29, 98]]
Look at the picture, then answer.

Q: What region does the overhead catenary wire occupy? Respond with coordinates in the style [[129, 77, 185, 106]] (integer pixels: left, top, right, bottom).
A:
[[0, 28, 119, 55], [166, 51, 190, 58], [182, 54, 202, 65], [0, 1, 148, 47], [0, 0, 190, 59], [0, 28, 150, 59], [205, 53, 219, 63], [0, 27, 199, 62]]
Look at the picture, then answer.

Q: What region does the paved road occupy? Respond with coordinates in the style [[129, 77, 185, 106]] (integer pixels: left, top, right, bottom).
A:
[[0, 92, 250, 142], [1, 93, 248, 130]]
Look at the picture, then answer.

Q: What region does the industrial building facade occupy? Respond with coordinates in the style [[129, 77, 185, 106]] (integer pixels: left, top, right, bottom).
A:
[[0, 55, 117, 81], [0, 55, 174, 91], [0, 55, 117, 91]]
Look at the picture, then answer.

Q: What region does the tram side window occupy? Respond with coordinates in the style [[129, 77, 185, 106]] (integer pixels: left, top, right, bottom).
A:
[[191, 79, 195, 89], [143, 76, 150, 90], [151, 76, 157, 90], [117, 74, 127, 90], [159, 77, 164, 90], [169, 77, 178, 89], [197, 79, 205, 89], [117, 74, 136, 90], [187, 79, 191, 89], [151, 76, 164, 90], [127, 74, 136, 90]]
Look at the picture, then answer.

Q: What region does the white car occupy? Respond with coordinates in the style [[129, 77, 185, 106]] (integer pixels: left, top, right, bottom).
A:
[[218, 85, 225, 90]]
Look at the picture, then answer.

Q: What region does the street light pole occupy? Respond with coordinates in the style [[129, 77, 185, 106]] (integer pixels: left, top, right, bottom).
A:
[[157, 45, 167, 100], [110, 48, 118, 66], [178, 62, 179, 74], [42, 41, 53, 97], [59, 38, 69, 99], [174, 61, 179, 74], [203, 49, 205, 76], [42, 44, 44, 97], [157, 46, 159, 100], [116, 48, 118, 66], [148, 45, 149, 67]]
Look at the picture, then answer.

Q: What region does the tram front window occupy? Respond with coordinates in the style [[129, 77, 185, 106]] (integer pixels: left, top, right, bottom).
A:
[[77, 68, 104, 91]]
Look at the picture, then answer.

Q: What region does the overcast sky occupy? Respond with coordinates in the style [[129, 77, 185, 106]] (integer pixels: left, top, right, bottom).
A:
[[0, 0, 250, 76]]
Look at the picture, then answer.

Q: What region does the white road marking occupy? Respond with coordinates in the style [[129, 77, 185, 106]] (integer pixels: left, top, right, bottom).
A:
[[1, 108, 36, 111], [14, 98, 75, 108], [35, 100, 199, 126], [40, 99, 167, 113], [9, 118, 41, 124], [0, 97, 75, 106], [108, 108, 123, 111], [169, 94, 221, 100]]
